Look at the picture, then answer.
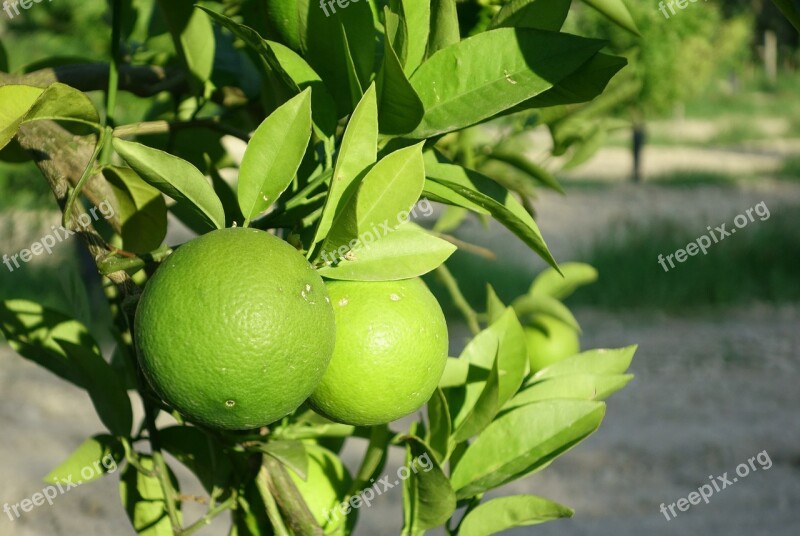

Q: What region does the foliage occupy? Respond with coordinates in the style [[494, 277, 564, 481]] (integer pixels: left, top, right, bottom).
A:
[[0, 0, 641, 534]]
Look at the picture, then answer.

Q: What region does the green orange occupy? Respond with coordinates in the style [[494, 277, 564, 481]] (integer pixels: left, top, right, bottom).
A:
[[289, 443, 353, 532], [309, 279, 448, 426], [525, 315, 580, 373], [134, 228, 336, 430]]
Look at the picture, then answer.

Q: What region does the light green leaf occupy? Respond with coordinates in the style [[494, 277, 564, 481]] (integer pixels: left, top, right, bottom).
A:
[[258, 440, 309, 481], [423, 178, 488, 215], [0, 85, 45, 151], [409, 28, 606, 138], [459, 495, 574, 536], [377, 26, 424, 135], [20, 82, 100, 127], [489, 0, 573, 31], [507, 374, 634, 409], [426, 162, 558, 270], [529, 262, 599, 299], [322, 142, 425, 259], [112, 138, 225, 231], [428, 0, 460, 56], [532, 345, 637, 381], [439, 357, 470, 388], [318, 225, 456, 281], [426, 388, 452, 463], [402, 436, 457, 531], [238, 89, 312, 224], [452, 351, 501, 443], [388, 0, 430, 75], [156, 0, 215, 90], [486, 285, 506, 325], [120, 456, 181, 536], [513, 294, 580, 332], [579, 0, 640, 36], [450, 400, 606, 498], [103, 166, 167, 254], [44, 435, 123, 486], [312, 85, 378, 248], [484, 151, 564, 194]]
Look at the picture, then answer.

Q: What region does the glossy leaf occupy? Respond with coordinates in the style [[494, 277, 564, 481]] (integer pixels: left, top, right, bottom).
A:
[[409, 29, 606, 138], [490, 0, 572, 31], [312, 85, 378, 248], [119, 456, 181, 536], [428, 0, 460, 56], [238, 89, 312, 224], [388, 0, 430, 74], [377, 28, 424, 135], [426, 162, 558, 270], [452, 350, 501, 443], [532, 346, 637, 380], [318, 225, 456, 281], [20, 83, 100, 127], [113, 138, 225, 231], [459, 495, 574, 536], [322, 142, 425, 259], [450, 400, 606, 498], [401, 436, 457, 531], [529, 262, 599, 300], [579, 0, 640, 35], [44, 435, 123, 486], [156, 0, 215, 90], [507, 374, 634, 409], [103, 166, 167, 253]]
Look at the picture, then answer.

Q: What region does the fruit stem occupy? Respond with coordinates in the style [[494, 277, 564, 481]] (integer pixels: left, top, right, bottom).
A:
[[347, 424, 390, 497], [435, 265, 481, 335]]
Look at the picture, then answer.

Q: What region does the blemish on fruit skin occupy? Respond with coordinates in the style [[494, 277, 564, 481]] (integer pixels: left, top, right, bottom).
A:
[[325, 296, 330, 304], [339, 297, 349, 307], [305, 284, 312, 292], [225, 400, 236, 408], [390, 294, 401, 302]]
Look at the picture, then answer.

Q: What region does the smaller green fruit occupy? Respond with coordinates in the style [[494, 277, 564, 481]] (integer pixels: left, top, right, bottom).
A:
[[525, 316, 580, 372], [289, 443, 353, 532]]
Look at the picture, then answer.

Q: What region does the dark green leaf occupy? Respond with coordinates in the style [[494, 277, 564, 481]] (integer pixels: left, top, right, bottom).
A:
[[579, 0, 640, 35], [44, 435, 123, 486], [112, 138, 225, 231], [156, 0, 215, 90], [428, 0, 460, 56], [426, 388, 451, 463], [159, 426, 232, 492], [401, 436, 457, 531], [103, 166, 168, 254], [484, 151, 564, 194], [259, 440, 309, 481], [489, 0, 573, 31], [459, 494, 574, 536], [377, 26, 424, 135]]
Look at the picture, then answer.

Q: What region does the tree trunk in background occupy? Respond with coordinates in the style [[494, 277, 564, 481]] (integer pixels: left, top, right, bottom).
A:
[[632, 122, 646, 183], [764, 30, 778, 83]]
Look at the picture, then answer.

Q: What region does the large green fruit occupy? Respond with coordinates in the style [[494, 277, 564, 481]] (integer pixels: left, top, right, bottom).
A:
[[525, 315, 580, 372]]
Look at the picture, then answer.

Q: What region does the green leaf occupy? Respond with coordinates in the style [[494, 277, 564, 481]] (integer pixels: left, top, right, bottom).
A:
[[486, 285, 506, 325], [318, 224, 456, 281], [532, 345, 637, 380], [401, 436, 457, 531], [112, 138, 225, 231], [322, 142, 425, 259], [439, 357, 470, 388], [426, 388, 451, 463], [54, 340, 133, 437], [377, 25, 424, 135], [119, 456, 181, 536], [452, 351, 501, 443], [312, 85, 378, 248], [489, 0, 573, 31], [156, 0, 215, 90], [428, 0, 460, 56], [0, 39, 8, 72], [0, 300, 90, 387], [20, 82, 100, 128], [388, 0, 430, 75], [159, 426, 232, 493], [264, 0, 303, 50], [423, 179, 488, 215], [459, 495, 574, 536], [44, 435, 123, 486], [507, 374, 633, 409], [579, 0, 640, 36], [773, 0, 800, 32], [450, 400, 606, 498], [426, 162, 558, 270], [409, 29, 606, 138], [513, 294, 580, 332], [258, 440, 309, 481], [238, 89, 312, 224], [529, 262, 599, 299], [0, 85, 45, 151], [484, 151, 564, 194], [103, 166, 168, 254]]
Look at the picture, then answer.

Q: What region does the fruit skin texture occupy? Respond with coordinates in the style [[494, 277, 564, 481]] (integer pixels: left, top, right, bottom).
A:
[[525, 315, 580, 373], [289, 443, 353, 532], [309, 279, 448, 426], [134, 228, 335, 430]]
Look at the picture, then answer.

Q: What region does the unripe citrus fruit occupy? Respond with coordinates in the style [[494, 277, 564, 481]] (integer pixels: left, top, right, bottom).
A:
[[525, 315, 580, 372], [134, 228, 335, 430], [309, 279, 448, 426], [289, 443, 353, 532]]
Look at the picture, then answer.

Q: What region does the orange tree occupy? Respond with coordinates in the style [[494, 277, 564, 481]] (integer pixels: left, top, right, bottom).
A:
[[1, 1, 639, 534]]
